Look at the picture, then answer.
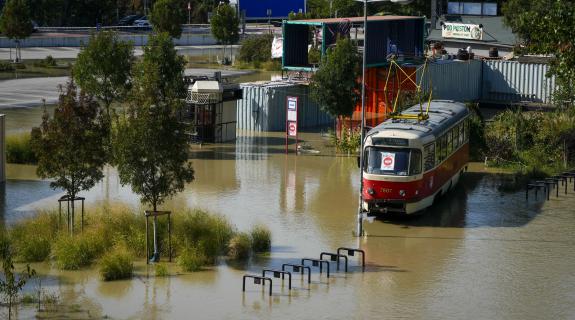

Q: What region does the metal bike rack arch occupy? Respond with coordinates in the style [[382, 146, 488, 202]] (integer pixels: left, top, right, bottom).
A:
[[262, 269, 292, 290], [301, 258, 330, 278], [282, 264, 311, 284], [320, 252, 349, 272], [337, 248, 366, 272], [242, 275, 273, 296]]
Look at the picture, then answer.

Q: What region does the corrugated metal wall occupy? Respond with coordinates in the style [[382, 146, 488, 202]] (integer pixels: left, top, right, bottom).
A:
[[237, 82, 333, 132], [417, 60, 482, 102], [482, 60, 556, 104]]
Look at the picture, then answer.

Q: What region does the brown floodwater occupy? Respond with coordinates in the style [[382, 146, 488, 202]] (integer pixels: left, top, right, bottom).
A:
[[4, 131, 575, 320]]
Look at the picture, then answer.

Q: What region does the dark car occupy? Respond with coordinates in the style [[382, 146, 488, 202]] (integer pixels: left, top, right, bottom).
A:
[[117, 15, 142, 26]]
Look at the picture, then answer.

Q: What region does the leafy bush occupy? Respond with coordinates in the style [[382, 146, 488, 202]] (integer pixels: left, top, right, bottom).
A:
[[176, 247, 206, 272], [237, 34, 273, 64], [99, 246, 134, 281], [329, 127, 361, 154], [6, 132, 38, 164], [33, 55, 57, 68], [10, 211, 58, 262], [227, 232, 251, 260], [52, 231, 106, 270], [250, 225, 271, 253]]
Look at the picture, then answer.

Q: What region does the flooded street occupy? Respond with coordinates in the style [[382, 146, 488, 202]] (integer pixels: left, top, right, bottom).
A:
[[3, 131, 575, 319]]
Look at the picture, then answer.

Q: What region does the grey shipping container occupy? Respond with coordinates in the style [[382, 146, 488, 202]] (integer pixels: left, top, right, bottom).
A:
[[417, 59, 482, 102], [236, 82, 333, 132], [482, 60, 556, 104]]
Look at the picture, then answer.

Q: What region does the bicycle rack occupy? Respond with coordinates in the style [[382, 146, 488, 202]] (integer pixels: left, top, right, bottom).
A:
[[552, 175, 569, 194], [301, 258, 330, 278], [337, 248, 366, 272], [544, 178, 560, 198], [282, 264, 311, 284], [320, 252, 349, 272], [526, 182, 547, 201], [262, 269, 292, 290], [242, 275, 273, 296]]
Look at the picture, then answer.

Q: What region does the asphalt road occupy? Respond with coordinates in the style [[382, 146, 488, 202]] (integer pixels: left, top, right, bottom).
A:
[[0, 68, 251, 109], [0, 45, 240, 60]]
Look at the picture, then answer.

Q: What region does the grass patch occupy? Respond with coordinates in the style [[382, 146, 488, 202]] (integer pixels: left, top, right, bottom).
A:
[[176, 247, 206, 272], [174, 209, 234, 264], [99, 245, 134, 281], [155, 263, 169, 277], [52, 231, 106, 270], [250, 225, 271, 253], [0, 58, 72, 80], [227, 232, 252, 260], [9, 211, 59, 262], [6, 132, 37, 164]]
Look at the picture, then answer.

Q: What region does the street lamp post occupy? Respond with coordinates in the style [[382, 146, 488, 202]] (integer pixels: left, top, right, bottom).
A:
[[354, 0, 414, 237]]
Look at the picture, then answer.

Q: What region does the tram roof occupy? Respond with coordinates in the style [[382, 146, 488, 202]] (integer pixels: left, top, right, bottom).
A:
[[368, 100, 469, 138]]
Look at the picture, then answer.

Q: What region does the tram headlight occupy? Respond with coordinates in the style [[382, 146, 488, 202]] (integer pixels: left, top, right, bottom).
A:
[[367, 188, 375, 196], [399, 190, 406, 197]]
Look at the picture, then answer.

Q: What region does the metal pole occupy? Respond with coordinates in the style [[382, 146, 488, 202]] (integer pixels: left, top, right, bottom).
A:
[[356, 0, 368, 237]]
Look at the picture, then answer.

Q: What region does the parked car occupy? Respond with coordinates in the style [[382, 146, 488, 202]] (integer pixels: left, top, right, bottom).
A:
[[133, 16, 152, 29], [117, 15, 143, 26]]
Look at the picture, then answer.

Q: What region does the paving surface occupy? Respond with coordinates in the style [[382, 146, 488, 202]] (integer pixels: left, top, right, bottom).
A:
[[0, 45, 240, 60], [0, 68, 251, 109]]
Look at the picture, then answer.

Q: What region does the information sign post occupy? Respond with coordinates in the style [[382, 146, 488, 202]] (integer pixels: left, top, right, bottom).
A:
[[286, 96, 298, 154]]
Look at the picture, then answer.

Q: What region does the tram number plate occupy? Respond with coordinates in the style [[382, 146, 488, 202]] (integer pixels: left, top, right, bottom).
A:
[[274, 272, 281, 278], [348, 250, 355, 256], [312, 261, 319, 267], [293, 266, 300, 272], [254, 278, 261, 284], [331, 256, 337, 262]]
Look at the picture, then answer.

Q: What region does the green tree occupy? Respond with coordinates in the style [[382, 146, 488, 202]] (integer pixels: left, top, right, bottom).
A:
[[0, 0, 33, 62], [31, 81, 108, 233], [113, 32, 194, 262], [310, 37, 360, 118], [150, 0, 186, 38], [131, 32, 187, 104], [0, 234, 35, 320], [210, 3, 239, 64], [73, 31, 134, 118], [502, 0, 575, 106]]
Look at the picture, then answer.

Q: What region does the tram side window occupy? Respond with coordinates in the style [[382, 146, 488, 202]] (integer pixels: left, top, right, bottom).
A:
[[424, 143, 435, 171], [464, 119, 469, 141], [440, 135, 448, 161], [435, 139, 441, 164], [409, 150, 422, 175], [453, 125, 460, 149], [459, 123, 465, 145], [447, 130, 453, 155]]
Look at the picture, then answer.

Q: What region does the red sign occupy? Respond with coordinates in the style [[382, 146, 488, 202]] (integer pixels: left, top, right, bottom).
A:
[[383, 157, 393, 166], [288, 121, 297, 136]]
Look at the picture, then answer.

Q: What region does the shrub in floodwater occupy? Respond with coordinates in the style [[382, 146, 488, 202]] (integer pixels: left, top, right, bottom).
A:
[[174, 209, 234, 263], [177, 247, 206, 272], [95, 205, 146, 257], [52, 231, 106, 270], [10, 211, 59, 262], [99, 246, 134, 281], [155, 263, 169, 277], [250, 225, 271, 253], [227, 232, 252, 260], [6, 132, 38, 164]]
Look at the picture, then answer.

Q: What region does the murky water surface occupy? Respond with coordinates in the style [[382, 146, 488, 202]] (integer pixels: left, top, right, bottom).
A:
[[3, 130, 575, 320], [1, 71, 574, 319]]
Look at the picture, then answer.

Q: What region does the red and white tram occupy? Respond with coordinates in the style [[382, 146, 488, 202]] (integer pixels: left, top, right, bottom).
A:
[[361, 100, 470, 214]]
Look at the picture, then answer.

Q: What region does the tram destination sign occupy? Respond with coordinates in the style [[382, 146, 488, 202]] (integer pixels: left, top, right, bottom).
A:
[[372, 137, 409, 147]]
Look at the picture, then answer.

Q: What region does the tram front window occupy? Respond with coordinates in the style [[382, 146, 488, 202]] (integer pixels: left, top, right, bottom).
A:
[[365, 147, 421, 176]]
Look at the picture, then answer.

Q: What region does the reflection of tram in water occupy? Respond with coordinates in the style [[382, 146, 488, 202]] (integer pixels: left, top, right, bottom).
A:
[[361, 100, 470, 215]]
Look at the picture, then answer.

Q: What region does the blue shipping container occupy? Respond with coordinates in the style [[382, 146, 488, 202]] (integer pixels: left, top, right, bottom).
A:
[[238, 0, 305, 19]]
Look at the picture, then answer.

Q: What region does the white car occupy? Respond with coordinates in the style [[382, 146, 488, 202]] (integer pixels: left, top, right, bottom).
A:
[[133, 17, 152, 29]]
